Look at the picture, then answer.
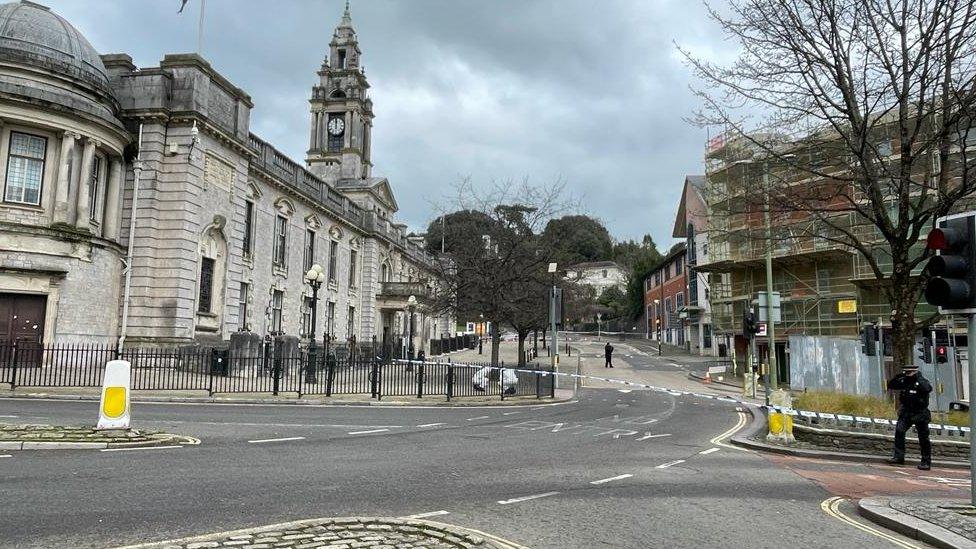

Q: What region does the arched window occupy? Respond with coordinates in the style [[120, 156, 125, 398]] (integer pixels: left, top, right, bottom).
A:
[[330, 89, 346, 99]]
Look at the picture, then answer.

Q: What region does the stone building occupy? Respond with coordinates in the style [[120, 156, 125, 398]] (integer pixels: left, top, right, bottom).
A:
[[0, 1, 452, 353]]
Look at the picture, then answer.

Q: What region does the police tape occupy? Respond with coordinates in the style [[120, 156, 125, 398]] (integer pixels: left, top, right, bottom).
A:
[[398, 358, 971, 435]]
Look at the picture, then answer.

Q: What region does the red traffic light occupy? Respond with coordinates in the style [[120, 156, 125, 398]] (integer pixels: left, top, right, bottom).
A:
[[937, 345, 947, 356], [927, 227, 966, 251]]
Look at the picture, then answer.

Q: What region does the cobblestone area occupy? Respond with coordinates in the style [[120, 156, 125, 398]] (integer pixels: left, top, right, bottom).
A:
[[888, 498, 976, 542], [118, 517, 524, 549], [0, 423, 191, 447]]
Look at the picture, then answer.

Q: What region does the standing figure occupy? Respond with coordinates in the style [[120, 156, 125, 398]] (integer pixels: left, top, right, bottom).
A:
[[886, 364, 933, 470], [604, 342, 614, 368]]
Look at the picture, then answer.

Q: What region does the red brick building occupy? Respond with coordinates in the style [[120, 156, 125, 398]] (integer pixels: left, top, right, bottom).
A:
[[644, 244, 688, 346]]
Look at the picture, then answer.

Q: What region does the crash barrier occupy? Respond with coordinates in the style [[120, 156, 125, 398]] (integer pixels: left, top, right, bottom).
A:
[[0, 341, 555, 400]]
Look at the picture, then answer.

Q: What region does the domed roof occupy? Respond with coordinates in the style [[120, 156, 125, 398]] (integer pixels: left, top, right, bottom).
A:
[[0, 1, 109, 91]]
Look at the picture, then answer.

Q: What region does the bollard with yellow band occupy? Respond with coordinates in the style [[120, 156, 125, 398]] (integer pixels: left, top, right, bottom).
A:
[[766, 389, 795, 443], [97, 359, 131, 430]]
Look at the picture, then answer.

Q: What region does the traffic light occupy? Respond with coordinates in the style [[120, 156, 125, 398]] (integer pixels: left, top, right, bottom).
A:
[[742, 311, 758, 338], [861, 324, 877, 356], [919, 337, 932, 363], [936, 345, 948, 363], [924, 216, 976, 310]]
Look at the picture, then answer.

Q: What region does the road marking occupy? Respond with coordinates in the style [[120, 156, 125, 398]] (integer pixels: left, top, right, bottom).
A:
[[247, 436, 306, 444], [709, 412, 752, 452], [498, 491, 559, 505], [416, 423, 445, 428], [0, 454, 10, 458], [502, 411, 522, 415], [404, 510, 450, 519], [466, 416, 490, 421], [0, 415, 17, 418], [347, 429, 389, 435], [821, 497, 920, 548], [590, 474, 633, 485], [100, 445, 183, 452], [699, 447, 720, 455], [618, 389, 632, 393], [635, 433, 671, 441], [655, 459, 686, 469]]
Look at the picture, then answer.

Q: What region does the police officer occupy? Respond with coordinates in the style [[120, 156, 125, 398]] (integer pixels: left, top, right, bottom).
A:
[[604, 342, 614, 368], [886, 364, 933, 470]]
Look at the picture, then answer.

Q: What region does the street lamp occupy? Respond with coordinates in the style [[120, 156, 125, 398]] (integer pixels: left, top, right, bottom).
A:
[[407, 294, 417, 361], [653, 298, 662, 356], [304, 263, 325, 383]]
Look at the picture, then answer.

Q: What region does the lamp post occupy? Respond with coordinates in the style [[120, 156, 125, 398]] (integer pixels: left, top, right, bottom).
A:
[[407, 295, 417, 361], [653, 298, 662, 356], [304, 264, 325, 383]]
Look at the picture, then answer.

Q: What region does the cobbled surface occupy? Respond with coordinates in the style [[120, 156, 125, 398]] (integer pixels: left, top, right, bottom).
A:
[[118, 518, 522, 549], [888, 498, 976, 542]]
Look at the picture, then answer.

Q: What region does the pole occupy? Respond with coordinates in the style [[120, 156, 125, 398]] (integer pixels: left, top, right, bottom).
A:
[[968, 313, 976, 506], [197, 0, 206, 55], [659, 280, 664, 356], [877, 318, 884, 397], [550, 285, 557, 371], [117, 124, 143, 355], [763, 161, 778, 390]]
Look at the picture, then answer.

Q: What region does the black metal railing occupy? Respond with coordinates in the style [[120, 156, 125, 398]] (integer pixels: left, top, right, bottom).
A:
[[0, 342, 555, 401]]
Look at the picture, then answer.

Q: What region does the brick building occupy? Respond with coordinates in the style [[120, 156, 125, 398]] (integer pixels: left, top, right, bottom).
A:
[[644, 244, 687, 347]]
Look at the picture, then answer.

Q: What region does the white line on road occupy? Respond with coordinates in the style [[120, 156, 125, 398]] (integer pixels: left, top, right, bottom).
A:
[[100, 445, 183, 452], [347, 429, 389, 435], [0, 454, 10, 458], [590, 474, 633, 485], [404, 510, 450, 519], [416, 423, 445, 428], [466, 416, 490, 421], [497, 491, 560, 505], [0, 415, 18, 418], [699, 447, 720, 455], [502, 411, 522, 415], [247, 436, 306, 444], [655, 459, 686, 469], [635, 433, 671, 441]]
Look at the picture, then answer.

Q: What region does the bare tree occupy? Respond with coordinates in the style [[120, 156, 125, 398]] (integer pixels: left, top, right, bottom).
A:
[[427, 178, 575, 366], [682, 0, 976, 367]]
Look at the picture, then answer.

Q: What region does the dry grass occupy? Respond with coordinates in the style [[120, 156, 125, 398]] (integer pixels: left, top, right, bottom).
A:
[[794, 390, 970, 426], [794, 390, 896, 419]]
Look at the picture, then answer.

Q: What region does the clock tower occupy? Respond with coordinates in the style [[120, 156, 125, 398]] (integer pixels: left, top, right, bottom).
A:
[[306, 1, 373, 183]]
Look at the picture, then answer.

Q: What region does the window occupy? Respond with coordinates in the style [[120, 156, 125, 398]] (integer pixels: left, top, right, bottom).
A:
[[242, 201, 254, 257], [348, 250, 358, 288], [381, 263, 390, 283], [675, 258, 683, 275], [5, 132, 46, 205], [328, 240, 339, 282], [89, 156, 101, 221], [347, 306, 355, 339], [676, 292, 685, 309], [654, 272, 661, 286], [327, 301, 336, 337], [337, 49, 346, 69], [665, 264, 672, 279], [327, 113, 343, 152], [271, 290, 283, 333], [198, 257, 215, 313], [688, 269, 698, 306], [304, 229, 315, 273], [273, 215, 287, 268], [301, 296, 314, 338], [239, 282, 249, 330]]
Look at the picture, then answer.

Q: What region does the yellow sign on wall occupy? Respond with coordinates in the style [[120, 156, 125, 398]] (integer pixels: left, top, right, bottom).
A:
[[837, 299, 857, 314]]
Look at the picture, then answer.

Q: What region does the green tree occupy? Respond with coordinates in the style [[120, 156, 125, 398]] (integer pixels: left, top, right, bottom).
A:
[[541, 215, 613, 266]]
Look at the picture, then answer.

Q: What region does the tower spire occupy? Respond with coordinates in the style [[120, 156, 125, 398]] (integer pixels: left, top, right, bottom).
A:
[[340, 0, 352, 27]]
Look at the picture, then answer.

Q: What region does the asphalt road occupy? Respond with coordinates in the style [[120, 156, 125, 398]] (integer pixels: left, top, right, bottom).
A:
[[0, 356, 924, 548]]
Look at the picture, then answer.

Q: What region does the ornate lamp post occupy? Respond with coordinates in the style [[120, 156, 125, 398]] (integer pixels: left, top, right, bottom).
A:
[[304, 263, 325, 383], [407, 294, 417, 361]]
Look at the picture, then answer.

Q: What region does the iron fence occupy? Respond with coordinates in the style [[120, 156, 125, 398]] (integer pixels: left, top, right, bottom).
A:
[[0, 342, 555, 401]]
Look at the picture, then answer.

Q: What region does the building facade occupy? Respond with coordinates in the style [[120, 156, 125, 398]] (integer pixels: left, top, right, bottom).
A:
[[643, 244, 687, 347], [0, 1, 451, 353], [671, 175, 716, 356], [564, 261, 627, 297]]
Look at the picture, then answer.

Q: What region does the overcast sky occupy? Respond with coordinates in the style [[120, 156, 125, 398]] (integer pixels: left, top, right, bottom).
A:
[[45, 0, 728, 250]]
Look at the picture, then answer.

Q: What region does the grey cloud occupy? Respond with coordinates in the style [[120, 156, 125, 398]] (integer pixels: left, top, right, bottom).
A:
[[43, 0, 721, 247]]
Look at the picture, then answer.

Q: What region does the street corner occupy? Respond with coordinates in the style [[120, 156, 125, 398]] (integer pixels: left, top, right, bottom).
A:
[[0, 423, 199, 452], [858, 496, 976, 549], [111, 516, 529, 549]]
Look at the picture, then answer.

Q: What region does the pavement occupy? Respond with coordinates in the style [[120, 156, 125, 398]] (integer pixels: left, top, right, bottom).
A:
[[0, 337, 960, 548]]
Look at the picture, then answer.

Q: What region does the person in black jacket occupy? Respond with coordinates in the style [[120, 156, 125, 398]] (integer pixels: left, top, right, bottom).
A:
[[886, 365, 933, 470], [604, 342, 614, 368]]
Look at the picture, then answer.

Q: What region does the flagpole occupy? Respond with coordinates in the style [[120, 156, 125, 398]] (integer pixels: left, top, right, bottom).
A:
[[197, 0, 206, 55]]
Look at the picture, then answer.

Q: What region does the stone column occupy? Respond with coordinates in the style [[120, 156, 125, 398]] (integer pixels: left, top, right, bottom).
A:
[[102, 157, 123, 240], [309, 111, 318, 150], [74, 138, 97, 229], [52, 132, 78, 224], [344, 111, 352, 148]]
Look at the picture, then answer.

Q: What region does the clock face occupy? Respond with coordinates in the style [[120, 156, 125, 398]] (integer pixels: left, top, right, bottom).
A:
[[328, 117, 345, 136]]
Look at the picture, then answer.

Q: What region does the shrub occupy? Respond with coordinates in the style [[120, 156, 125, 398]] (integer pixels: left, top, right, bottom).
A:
[[794, 390, 969, 426]]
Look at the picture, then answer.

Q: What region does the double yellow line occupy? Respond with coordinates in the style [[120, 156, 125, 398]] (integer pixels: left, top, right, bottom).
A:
[[821, 496, 921, 548], [710, 411, 751, 452]]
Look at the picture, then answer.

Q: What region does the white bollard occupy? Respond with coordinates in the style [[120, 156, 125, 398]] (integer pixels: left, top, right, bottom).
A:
[[96, 359, 131, 430]]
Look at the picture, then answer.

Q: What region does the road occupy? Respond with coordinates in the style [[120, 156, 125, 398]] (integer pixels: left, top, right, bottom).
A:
[[0, 341, 953, 548]]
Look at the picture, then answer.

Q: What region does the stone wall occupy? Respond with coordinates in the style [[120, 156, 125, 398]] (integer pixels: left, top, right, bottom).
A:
[[793, 423, 970, 460]]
